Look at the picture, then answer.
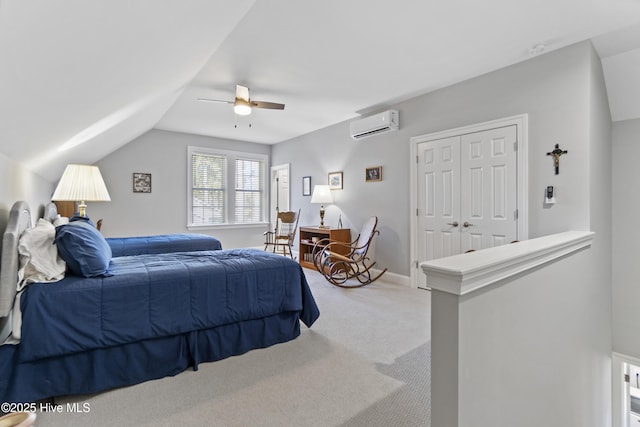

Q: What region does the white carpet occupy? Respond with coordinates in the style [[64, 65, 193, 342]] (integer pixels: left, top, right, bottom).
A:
[[37, 268, 431, 427]]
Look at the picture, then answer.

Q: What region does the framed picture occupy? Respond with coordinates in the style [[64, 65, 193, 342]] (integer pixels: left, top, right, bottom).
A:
[[328, 171, 343, 190], [133, 172, 152, 193], [302, 176, 312, 196], [365, 166, 382, 182]]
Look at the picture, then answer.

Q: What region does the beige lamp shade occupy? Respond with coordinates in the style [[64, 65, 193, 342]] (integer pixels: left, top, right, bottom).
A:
[[310, 185, 333, 204], [51, 164, 111, 217]]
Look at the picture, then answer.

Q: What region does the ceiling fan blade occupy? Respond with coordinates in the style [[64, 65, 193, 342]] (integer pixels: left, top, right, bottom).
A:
[[251, 100, 285, 110], [197, 98, 233, 104], [235, 84, 250, 102]]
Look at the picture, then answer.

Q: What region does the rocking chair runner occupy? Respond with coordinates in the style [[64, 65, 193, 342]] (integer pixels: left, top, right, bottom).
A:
[[312, 216, 387, 288], [264, 209, 300, 258]]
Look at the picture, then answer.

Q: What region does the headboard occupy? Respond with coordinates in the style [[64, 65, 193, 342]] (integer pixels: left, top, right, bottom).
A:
[[0, 201, 32, 317]]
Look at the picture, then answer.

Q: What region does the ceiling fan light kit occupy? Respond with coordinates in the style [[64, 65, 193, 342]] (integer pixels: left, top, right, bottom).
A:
[[234, 99, 252, 115]]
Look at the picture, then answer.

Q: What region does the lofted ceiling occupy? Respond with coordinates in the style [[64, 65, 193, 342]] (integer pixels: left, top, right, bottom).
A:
[[1, 0, 640, 182]]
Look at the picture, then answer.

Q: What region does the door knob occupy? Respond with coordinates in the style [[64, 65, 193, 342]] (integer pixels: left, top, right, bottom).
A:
[[447, 221, 459, 227], [463, 221, 474, 228]]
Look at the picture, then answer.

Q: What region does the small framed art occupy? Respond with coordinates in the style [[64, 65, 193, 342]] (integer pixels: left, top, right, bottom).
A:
[[365, 166, 382, 182], [133, 172, 152, 193], [328, 171, 343, 190], [302, 176, 312, 196]]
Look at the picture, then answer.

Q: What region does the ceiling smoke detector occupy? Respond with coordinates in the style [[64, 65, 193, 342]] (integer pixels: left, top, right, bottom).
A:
[[529, 43, 546, 55]]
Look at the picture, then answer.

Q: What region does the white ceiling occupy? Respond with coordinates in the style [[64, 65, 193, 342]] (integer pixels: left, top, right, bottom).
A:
[[1, 0, 640, 181]]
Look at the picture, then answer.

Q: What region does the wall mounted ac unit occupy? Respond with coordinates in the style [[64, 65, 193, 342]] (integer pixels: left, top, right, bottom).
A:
[[350, 110, 399, 140]]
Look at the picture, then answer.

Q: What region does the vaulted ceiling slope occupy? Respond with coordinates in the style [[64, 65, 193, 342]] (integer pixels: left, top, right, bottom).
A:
[[592, 23, 640, 122], [0, 0, 256, 181], [1, 0, 639, 182]]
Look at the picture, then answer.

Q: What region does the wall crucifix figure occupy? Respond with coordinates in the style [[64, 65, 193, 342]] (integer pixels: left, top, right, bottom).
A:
[[546, 144, 568, 175]]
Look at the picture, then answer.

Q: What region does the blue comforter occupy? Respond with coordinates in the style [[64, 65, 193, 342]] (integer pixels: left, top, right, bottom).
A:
[[19, 249, 319, 362]]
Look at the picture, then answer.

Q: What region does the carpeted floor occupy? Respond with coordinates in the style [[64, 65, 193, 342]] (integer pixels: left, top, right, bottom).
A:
[[37, 268, 431, 427]]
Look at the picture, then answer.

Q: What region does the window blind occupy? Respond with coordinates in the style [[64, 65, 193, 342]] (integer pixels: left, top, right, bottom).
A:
[[235, 158, 263, 223], [191, 153, 226, 225]]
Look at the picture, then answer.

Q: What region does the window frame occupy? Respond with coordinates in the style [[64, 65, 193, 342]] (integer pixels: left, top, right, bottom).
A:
[[187, 146, 269, 230]]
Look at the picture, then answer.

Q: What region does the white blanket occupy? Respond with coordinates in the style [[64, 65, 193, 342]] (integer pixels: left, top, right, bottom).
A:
[[12, 218, 66, 340], [17, 218, 65, 290]]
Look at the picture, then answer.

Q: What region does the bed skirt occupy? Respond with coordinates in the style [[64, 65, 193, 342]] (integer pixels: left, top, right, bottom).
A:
[[0, 310, 302, 403]]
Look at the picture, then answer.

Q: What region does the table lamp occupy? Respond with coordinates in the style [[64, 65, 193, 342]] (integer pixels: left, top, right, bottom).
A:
[[310, 184, 333, 228], [51, 164, 111, 217]]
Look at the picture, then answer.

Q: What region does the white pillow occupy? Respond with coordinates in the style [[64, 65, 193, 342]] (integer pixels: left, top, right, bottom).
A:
[[53, 214, 69, 227], [17, 218, 66, 291]]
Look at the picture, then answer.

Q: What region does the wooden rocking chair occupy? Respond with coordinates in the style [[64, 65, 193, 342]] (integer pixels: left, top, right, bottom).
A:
[[312, 216, 387, 288], [264, 209, 300, 259]]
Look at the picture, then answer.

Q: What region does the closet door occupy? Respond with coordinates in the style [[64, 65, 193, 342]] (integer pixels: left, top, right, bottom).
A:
[[415, 125, 518, 287], [417, 135, 461, 286], [460, 126, 518, 252]]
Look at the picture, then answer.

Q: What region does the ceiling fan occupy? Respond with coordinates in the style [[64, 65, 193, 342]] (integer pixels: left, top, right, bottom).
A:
[[198, 84, 285, 116]]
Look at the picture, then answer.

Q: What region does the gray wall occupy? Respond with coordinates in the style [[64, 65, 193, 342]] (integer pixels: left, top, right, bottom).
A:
[[613, 118, 640, 358], [90, 129, 271, 249], [273, 41, 602, 276], [0, 152, 54, 232]]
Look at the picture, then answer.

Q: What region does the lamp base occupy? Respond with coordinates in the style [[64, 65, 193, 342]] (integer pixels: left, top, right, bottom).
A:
[[318, 205, 327, 228], [78, 201, 87, 217]]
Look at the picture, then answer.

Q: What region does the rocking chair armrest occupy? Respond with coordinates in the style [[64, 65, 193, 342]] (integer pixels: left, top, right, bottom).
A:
[[331, 239, 374, 252], [314, 241, 358, 261], [326, 251, 353, 263]]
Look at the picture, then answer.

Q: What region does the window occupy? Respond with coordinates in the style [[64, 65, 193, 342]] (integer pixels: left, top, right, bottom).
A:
[[190, 151, 226, 225], [235, 158, 262, 223], [188, 147, 267, 227]]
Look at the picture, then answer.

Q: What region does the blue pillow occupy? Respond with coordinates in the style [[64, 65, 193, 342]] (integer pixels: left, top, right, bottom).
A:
[[69, 214, 95, 227], [54, 221, 112, 277]]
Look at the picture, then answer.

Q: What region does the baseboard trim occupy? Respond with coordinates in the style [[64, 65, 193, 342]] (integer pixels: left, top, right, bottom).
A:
[[373, 269, 411, 287]]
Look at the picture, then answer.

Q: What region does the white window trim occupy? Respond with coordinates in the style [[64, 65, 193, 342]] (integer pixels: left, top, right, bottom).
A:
[[187, 146, 268, 228]]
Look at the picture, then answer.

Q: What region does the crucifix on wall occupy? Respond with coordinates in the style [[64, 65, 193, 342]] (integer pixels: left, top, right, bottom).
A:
[[546, 144, 568, 175]]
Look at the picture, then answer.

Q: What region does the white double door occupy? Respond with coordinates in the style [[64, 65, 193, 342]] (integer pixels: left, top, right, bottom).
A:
[[417, 125, 518, 284]]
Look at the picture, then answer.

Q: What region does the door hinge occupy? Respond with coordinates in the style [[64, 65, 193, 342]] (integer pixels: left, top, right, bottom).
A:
[[625, 374, 630, 383], [514, 209, 519, 220], [514, 140, 518, 151], [416, 208, 419, 216], [416, 155, 419, 164], [414, 260, 419, 268]]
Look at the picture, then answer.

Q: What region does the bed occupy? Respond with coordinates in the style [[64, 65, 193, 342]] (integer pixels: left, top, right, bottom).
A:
[[0, 201, 319, 404]]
